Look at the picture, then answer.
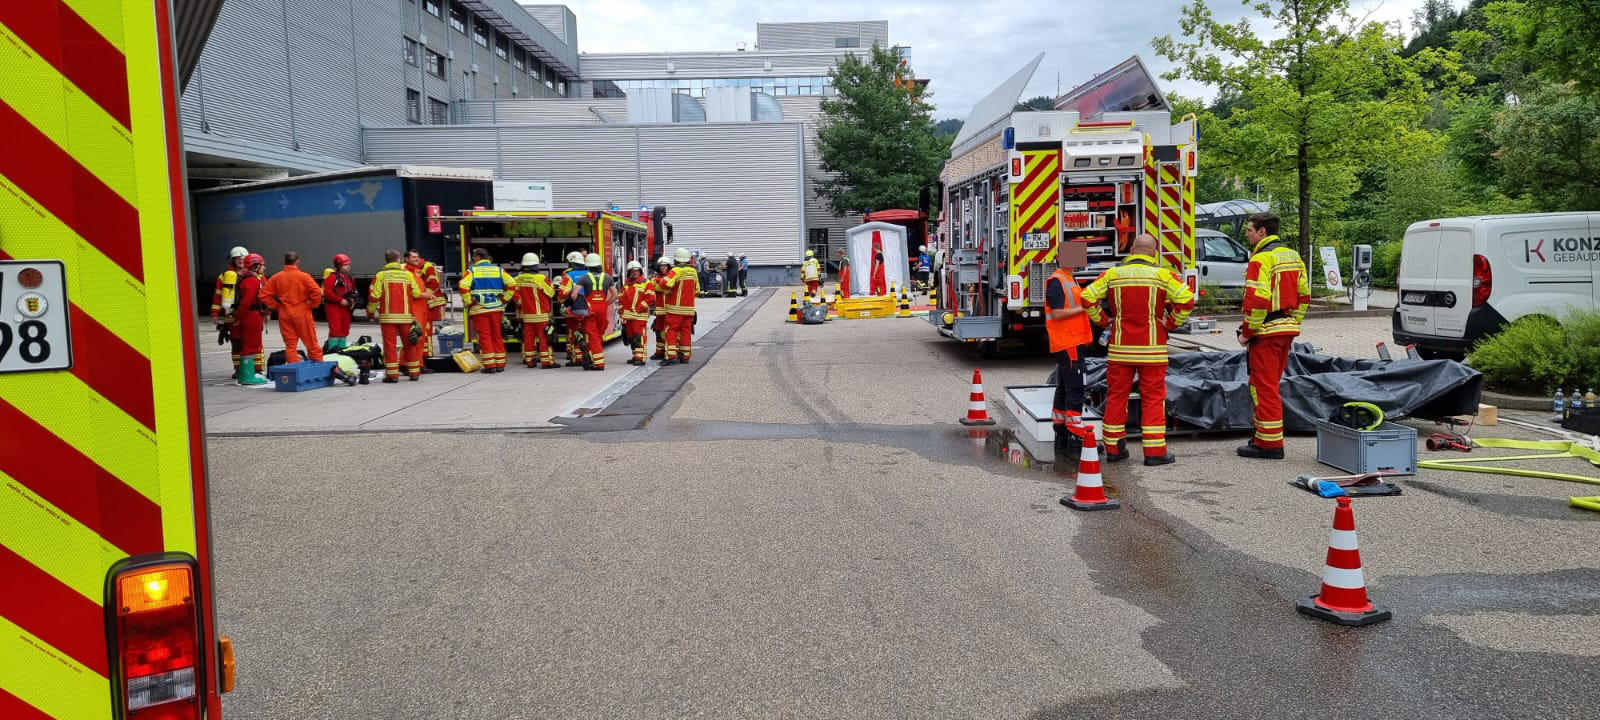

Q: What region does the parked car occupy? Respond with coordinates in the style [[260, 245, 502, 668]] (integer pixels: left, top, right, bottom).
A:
[[1394, 212, 1600, 359], [1195, 228, 1251, 293]]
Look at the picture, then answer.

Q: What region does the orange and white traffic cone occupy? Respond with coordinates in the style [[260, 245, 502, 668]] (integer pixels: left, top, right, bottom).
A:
[[1297, 496, 1392, 626], [1060, 425, 1120, 511], [959, 369, 996, 426]]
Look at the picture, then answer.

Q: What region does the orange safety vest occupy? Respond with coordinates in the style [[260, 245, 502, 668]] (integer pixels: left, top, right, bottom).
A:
[[1045, 268, 1094, 358]]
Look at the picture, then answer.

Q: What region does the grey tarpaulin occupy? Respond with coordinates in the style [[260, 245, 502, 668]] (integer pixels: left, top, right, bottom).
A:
[[1053, 347, 1484, 432]]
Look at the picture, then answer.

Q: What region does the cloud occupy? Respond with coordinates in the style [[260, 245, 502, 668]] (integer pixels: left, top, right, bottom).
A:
[[554, 0, 1434, 120]]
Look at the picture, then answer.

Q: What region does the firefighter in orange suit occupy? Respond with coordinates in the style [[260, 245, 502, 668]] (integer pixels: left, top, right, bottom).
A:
[[1080, 234, 1195, 466], [368, 249, 424, 382], [261, 251, 324, 363], [232, 254, 269, 385], [459, 247, 515, 372], [869, 246, 888, 296], [837, 248, 852, 299], [661, 247, 699, 364], [513, 252, 556, 368], [650, 256, 671, 359], [211, 245, 249, 374], [1045, 265, 1094, 459], [405, 249, 441, 357], [1236, 212, 1311, 459], [583, 252, 611, 370], [620, 260, 653, 365]]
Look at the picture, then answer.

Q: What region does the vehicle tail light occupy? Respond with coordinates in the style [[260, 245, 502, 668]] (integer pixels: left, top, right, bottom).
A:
[[1471, 254, 1491, 307], [1010, 280, 1020, 300], [112, 560, 202, 719], [1011, 323, 1024, 331]]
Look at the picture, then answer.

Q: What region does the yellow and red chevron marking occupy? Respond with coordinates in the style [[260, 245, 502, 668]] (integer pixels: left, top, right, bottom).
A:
[[1009, 149, 1060, 276], [1142, 145, 1159, 245], [1181, 165, 1196, 267], [1157, 163, 1185, 271], [0, 2, 218, 719]]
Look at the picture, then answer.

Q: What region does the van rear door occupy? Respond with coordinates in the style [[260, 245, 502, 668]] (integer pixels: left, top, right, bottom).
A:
[[1430, 227, 1477, 337], [1397, 224, 1443, 336]]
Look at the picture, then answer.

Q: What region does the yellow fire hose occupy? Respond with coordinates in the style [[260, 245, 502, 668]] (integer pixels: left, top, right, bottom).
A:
[[1416, 438, 1600, 512]]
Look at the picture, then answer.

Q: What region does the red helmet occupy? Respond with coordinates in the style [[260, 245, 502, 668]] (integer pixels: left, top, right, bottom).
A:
[[333, 253, 351, 265], [245, 253, 265, 268]]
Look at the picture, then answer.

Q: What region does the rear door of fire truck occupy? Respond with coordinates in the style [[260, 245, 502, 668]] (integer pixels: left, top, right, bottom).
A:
[[1, 1, 233, 719]]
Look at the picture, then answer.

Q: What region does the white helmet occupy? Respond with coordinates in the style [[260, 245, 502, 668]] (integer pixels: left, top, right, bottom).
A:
[[522, 253, 540, 266], [230, 246, 248, 259], [585, 252, 602, 268], [674, 247, 691, 263], [920, 245, 927, 252], [626, 260, 642, 271], [566, 251, 584, 264], [657, 256, 672, 267]]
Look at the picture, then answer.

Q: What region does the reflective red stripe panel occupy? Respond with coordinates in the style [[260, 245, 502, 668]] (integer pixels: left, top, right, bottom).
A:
[[0, 545, 110, 677]]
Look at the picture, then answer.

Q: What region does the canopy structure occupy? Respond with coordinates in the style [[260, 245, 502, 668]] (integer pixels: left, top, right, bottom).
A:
[[844, 222, 908, 296]]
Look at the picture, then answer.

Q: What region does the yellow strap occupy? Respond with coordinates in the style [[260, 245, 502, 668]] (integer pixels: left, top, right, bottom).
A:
[[1414, 438, 1600, 487], [1570, 496, 1600, 512]]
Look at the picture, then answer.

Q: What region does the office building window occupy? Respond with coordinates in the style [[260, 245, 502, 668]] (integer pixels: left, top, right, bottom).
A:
[[494, 34, 509, 59], [513, 47, 525, 71], [406, 89, 422, 123], [834, 37, 859, 48], [473, 19, 489, 47], [544, 66, 555, 90], [404, 37, 418, 66], [593, 80, 625, 98], [429, 97, 449, 125], [425, 49, 445, 78], [423, 0, 441, 18], [448, 4, 467, 33]]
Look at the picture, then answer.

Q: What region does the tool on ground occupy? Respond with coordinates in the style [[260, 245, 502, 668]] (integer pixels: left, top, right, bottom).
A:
[[1297, 496, 1392, 626], [1061, 425, 1120, 512], [1328, 401, 1384, 432], [1291, 471, 1402, 497], [960, 369, 996, 426], [1426, 433, 1472, 452]]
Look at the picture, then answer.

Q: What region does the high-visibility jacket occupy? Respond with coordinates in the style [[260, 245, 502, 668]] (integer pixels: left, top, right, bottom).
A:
[[1045, 268, 1094, 358], [558, 268, 590, 316], [212, 267, 239, 321], [586, 271, 610, 318], [419, 261, 446, 311], [369, 262, 422, 323], [458, 259, 514, 316], [1081, 254, 1195, 365], [663, 264, 699, 314], [1241, 235, 1311, 340], [650, 274, 669, 316], [621, 280, 652, 321], [801, 258, 821, 281], [512, 272, 555, 322]]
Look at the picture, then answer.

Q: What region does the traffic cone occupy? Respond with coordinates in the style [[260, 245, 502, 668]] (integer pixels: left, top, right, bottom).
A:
[[1296, 496, 1392, 626], [1060, 425, 1120, 511], [929, 281, 938, 309], [787, 292, 799, 323], [959, 369, 996, 426], [897, 285, 912, 317]]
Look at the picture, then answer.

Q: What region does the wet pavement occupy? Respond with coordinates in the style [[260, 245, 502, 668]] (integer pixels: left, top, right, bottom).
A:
[[205, 285, 1600, 719]]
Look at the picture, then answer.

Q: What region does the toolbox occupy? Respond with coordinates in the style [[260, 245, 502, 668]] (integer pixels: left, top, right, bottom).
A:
[[834, 296, 895, 319], [1315, 419, 1418, 475], [272, 361, 337, 392]]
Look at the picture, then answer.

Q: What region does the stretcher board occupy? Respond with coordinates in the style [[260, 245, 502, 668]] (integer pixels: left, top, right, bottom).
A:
[[1004, 384, 1103, 445]]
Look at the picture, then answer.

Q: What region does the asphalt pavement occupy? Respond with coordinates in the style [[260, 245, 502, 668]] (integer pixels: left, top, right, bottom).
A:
[[205, 290, 1600, 719]]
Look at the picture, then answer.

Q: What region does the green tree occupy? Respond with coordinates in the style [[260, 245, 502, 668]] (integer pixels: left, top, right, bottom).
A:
[[1486, 0, 1600, 97], [1484, 82, 1600, 209], [1154, 0, 1470, 261], [815, 45, 948, 216], [1014, 95, 1055, 111], [933, 118, 964, 137]]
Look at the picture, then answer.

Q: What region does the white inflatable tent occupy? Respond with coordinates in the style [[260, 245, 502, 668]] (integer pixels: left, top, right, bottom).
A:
[[844, 222, 908, 297]]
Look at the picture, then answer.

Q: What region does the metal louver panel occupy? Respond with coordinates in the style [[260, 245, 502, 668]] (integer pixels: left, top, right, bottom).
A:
[[1028, 262, 1056, 304], [172, 0, 225, 90]]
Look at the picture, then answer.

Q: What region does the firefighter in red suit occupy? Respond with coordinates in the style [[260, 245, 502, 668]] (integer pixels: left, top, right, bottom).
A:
[[869, 246, 888, 296], [211, 245, 249, 374], [369, 249, 424, 381], [1080, 234, 1195, 466], [837, 248, 852, 299], [231, 254, 269, 385], [405, 249, 441, 358], [322, 253, 355, 351], [458, 247, 515, 372], [1236, 212, 1311, 459], [620, 261, 653, 365], [583, 252, 612, 370], [661, 247, 699, 364], [512, 252, 556, 368], [649, 256, 671, 360]]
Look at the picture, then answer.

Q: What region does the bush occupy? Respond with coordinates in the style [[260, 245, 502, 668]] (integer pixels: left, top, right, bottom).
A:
[[1466, 312, 1600, 394], [1370, 241, 1402, 288]]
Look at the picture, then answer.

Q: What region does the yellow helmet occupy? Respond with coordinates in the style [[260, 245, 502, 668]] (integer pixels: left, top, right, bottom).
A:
[[522, 253, 540, 266], [674, 247, 691, 263], [806, 250, 815, 258], [585, 252, 602, 268]]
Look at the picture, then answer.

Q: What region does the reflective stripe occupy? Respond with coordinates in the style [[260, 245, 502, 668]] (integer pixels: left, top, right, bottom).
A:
[[1328, 529, 1359, 551], [1322, 565, 1366, 590]]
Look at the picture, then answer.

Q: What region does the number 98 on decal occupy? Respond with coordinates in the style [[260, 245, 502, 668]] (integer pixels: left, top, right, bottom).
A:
[[0, 260, 72, 374]]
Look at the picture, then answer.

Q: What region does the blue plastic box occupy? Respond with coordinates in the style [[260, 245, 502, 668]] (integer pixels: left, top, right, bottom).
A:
[[272, 361, 337, 392], [435, 333, 463, 356]]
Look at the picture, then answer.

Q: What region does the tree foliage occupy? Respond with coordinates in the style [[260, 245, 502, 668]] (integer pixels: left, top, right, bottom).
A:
[[1486, 0, 1600, 96], [1014, 95, 1055, 111], [815, 45, 949, 216]]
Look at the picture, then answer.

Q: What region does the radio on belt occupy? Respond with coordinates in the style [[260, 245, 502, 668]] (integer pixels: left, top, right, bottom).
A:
[[0, 259, 73, 374]]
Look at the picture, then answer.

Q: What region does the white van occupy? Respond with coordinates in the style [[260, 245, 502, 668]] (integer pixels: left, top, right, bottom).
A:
[[1394, 212, 1600, 358]]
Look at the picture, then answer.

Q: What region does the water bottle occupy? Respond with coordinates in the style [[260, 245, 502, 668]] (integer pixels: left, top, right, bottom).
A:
[[1573, 388, 1584, 415], [1553, 388, 1565, 416], [1587, 388, 1596, 410]]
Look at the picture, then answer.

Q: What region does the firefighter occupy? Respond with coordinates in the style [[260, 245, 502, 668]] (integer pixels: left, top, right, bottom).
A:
[[801, 249, 822, 298], [738, 254, 749, 295], [650, 256, 671, 360], [405, 249, 442, 358], [1045, 265, 1094, 459], [916, 245, 932, 291], [322, 253, 355, 351], [512, 252, 556, 368], [459, 247, 515, 373], [837, 248, 852, 299], [211, 246, 249, 374], [869, 246, 887, 296], [1080, 234, 1195, 466], [232, 254, 269, 385], [368, 249, 424, 382], [1236, 212, 1311, 459], [621, 260, 653, 365], [582, 252, 610, 371], [261, 251, 324, 364], [556, 251, 590, 367], [661, 247, 699, 364]]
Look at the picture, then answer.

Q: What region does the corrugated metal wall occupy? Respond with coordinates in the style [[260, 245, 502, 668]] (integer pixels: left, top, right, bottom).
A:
[[361, 122, 806, 265], [458, 98, 626, 124], [577, 50, 856, 79], [777, 96, 860, 255], [756, 21, 888, 51]]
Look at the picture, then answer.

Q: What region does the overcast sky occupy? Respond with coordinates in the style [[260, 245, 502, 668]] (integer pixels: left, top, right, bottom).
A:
[[557, 0, 1436, 120]]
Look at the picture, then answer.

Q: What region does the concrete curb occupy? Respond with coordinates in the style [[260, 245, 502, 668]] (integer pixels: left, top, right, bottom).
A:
[[1480, 389, 1551, 412]]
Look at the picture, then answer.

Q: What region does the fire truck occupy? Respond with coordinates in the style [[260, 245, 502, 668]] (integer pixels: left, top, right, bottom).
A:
[[448, 209, 659, 349], [930, 55, 1198, 348], [3, 1, 235, 719]]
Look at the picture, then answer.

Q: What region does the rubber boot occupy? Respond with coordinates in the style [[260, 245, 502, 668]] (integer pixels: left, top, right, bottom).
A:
[[1054, 426, 1083, 463], [237, 357, 267, 386]]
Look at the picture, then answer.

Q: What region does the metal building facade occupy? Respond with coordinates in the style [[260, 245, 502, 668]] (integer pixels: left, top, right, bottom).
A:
[[756, 21, 888, 50]]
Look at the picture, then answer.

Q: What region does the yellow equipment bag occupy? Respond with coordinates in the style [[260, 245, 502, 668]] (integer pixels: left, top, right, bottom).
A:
[[453, 350, 484, 373]]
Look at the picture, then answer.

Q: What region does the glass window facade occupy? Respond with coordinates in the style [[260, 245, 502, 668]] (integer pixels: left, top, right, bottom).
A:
[[589, 76, 838, 99]]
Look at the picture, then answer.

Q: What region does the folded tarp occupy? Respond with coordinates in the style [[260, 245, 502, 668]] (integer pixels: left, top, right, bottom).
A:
[[1059, 347, 1484, 432]]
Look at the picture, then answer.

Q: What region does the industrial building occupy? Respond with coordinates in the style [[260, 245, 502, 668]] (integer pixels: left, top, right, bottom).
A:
[[180, 3, 913, 285]]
